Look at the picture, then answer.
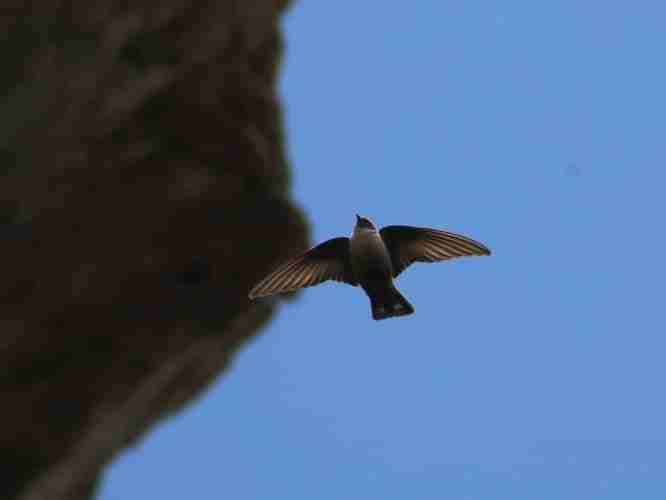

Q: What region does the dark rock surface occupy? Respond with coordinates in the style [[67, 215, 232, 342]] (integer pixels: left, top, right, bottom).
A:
[[0, 2, 306, 498]]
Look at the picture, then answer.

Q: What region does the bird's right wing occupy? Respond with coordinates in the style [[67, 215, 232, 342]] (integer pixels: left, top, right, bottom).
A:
[[249, 237, 357, 299]]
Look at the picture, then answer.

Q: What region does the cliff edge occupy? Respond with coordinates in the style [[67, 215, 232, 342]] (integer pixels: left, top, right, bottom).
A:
[[0, 2, 306, 498]]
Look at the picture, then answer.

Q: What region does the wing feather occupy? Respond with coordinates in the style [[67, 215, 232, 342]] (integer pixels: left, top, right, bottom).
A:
[[380, 225, 491, 278], [249, 237, 356, 298]]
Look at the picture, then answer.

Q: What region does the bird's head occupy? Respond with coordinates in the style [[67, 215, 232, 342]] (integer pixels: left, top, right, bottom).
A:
[[355, 214, 377, 232]]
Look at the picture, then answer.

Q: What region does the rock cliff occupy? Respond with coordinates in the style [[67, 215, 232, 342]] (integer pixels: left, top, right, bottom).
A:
[[0, 2, 306, 498]]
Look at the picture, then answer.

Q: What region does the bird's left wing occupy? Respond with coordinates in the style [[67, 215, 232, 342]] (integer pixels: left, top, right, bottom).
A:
[[380, 225, 491, 278], [249, 237, 356, 299]]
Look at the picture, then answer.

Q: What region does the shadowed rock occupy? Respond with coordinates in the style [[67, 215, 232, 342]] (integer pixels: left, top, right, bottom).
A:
[[0, 1, 306, 499]]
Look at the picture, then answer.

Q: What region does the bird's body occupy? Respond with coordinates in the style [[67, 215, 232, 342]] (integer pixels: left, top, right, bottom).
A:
[[349, 221, 414, 319], [249, 215, 490, 320]]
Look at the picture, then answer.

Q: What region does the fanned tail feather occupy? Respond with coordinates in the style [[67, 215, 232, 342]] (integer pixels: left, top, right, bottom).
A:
[[371, 286, 414, 320]]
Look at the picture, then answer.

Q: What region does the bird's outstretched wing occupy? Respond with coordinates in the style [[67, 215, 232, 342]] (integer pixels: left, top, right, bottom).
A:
[[380, 225, 491, 278], [249, 237, 356, 299]]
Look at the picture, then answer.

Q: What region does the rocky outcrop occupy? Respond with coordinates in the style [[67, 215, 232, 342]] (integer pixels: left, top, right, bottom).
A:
[[0, 2, 306, 498]]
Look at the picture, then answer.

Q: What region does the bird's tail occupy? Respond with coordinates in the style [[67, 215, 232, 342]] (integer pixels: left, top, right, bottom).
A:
[[371, 285, 414, 320]]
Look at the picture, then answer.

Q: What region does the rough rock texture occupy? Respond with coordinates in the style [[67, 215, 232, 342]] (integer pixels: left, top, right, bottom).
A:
[[0, 2, 307, 499]]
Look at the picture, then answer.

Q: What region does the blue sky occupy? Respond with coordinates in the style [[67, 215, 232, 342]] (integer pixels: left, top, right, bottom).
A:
[[100, 1, 666, 498]]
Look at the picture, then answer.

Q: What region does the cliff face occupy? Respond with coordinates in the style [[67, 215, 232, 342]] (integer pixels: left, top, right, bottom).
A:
[[0, 2, 306, 499]]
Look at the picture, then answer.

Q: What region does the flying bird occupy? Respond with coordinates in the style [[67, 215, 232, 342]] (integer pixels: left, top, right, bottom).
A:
[[249, 215, 491, 320]]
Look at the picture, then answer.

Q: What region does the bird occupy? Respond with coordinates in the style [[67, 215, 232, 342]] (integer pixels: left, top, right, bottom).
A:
[[249, 215, 491, 320]]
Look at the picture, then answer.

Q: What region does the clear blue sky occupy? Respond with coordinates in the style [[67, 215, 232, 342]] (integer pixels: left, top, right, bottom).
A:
[[100, 2, 666, 498]]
